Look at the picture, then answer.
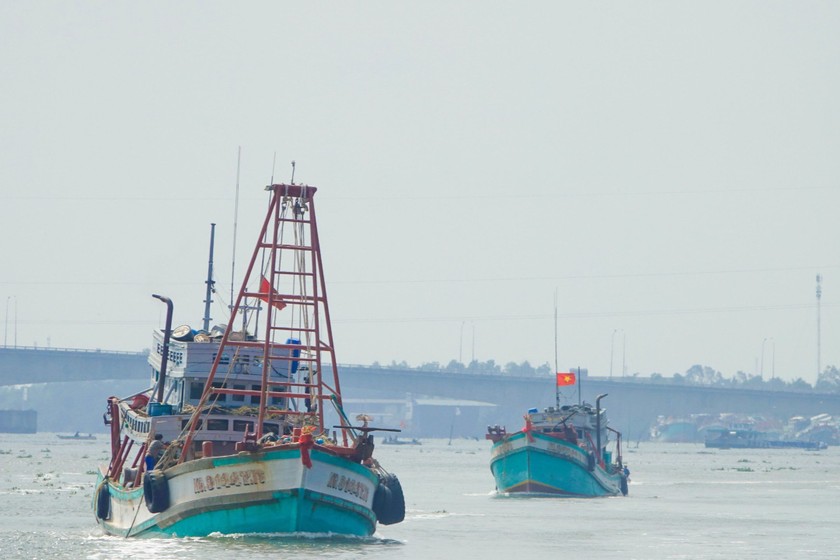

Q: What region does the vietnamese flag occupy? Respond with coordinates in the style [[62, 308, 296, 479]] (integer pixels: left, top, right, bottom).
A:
[[259, 276, 287, 311], [556, 372, 576, 386]]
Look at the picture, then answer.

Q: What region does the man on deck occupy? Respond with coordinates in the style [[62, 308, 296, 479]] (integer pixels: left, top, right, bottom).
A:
[[145, 434, 165, 471]]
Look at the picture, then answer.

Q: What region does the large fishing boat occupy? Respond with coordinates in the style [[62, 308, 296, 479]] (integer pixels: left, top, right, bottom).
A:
[[486, 375, 628, 497], [93, 183, 405, 537]]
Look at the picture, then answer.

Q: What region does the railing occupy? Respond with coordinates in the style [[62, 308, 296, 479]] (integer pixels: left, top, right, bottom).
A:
[[0, 345, 146, 356]]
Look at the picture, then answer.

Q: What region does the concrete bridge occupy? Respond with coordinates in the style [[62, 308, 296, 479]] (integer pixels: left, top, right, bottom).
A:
[[0, 346, 147, 385], [2, 347, 839, 437], [340, 365, 840, 439]]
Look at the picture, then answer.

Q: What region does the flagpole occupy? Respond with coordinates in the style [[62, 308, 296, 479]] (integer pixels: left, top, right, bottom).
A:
[[577, 366, 582, 405], [554, 289, 559, 409]]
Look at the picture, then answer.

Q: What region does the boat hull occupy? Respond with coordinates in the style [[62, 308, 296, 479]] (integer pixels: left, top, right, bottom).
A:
[[94, 446, 379, 537], [489, 431, 624, 497]]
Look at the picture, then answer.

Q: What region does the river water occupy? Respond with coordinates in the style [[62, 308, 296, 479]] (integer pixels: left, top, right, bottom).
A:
[[1, 434, 838, 559]]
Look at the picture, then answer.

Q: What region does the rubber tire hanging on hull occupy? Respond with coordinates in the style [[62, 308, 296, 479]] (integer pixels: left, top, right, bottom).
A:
[[143, 470, 169, 513], [372, 473, 405, 525], [95, 481, 111, 520], [620, 475, 629, 496], [587, 452, 596, 471]]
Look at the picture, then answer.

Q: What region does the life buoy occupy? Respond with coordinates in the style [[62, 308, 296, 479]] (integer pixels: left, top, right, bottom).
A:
[[143, 469, 170, 513], [620, 475, 629, 496], [95, 481, 111, 520], [372, 473, 405, 525]]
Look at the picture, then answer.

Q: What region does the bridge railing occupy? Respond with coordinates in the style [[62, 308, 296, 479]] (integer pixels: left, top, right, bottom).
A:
[[0, 345, 146, 356]]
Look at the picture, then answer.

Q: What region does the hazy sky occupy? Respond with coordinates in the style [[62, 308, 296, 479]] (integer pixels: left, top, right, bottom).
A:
[[1, 2, 838, 383]]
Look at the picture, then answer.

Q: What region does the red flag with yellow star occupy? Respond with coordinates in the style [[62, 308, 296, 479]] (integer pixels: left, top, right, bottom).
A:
[[556, 372, 576, 386]]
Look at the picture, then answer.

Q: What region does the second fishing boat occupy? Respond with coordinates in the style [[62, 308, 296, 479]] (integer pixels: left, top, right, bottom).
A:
[[486, 372, 628, 497]]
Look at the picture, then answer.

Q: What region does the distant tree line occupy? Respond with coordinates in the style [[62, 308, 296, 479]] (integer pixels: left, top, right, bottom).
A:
[[648, 364, 840, 393], [370, 359, 553, 377], [366, 359, 840, 394]]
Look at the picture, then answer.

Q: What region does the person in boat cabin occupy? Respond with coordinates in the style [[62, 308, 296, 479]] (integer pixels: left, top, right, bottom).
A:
[[145, 433, 165, 470], [563, 423, 578, 444]]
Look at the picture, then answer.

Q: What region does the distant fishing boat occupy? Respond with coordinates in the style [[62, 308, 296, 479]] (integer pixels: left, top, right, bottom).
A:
[[92, 183, 405, 537], [705, 428, 827, 450], [486, 373, 628, 497], [381, 436, 422, 446], [650, 416, 697, 443], [57, 432, 96, 440]]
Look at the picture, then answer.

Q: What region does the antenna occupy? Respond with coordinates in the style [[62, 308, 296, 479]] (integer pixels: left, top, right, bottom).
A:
[[270, 151, 277, 184], [816, 273, 822, 379], [554, 289, 559, 409], [553, 289, 559, 374], [202, 223, 216, 331], [290, 160, 296, 184], [230, 147, 241, 322]]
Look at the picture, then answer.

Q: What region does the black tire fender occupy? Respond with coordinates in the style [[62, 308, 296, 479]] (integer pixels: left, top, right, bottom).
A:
[[143, 469, 170, 513], [372, 482, 392, 519], [373, 473, 405, 525], [95, 481, 111, 520]]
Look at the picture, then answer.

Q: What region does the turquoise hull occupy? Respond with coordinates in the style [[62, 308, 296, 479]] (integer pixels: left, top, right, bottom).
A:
[[94, 447, 379, 537], [489, 431, 624, 497]]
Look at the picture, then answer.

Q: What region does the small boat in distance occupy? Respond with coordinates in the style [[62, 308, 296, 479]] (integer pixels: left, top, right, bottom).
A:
[[486, 373, 628, 497], [381, 436, 422, 446], [57, 432, 96, 440], [92, 183, 405, 537]]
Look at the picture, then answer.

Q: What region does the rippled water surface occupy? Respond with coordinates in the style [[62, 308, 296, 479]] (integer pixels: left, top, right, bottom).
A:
[[1, 434, 838, 559]]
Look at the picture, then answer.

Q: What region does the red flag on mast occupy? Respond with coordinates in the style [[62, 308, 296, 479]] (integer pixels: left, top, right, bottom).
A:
[[556, 372, 576, 386], [259, 276, 287, 311]]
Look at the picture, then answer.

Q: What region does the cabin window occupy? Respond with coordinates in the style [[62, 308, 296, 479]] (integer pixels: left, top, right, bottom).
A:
[[190, 382, 203, 400], [263, 423, 279, 435], [250, 385, 262, 405], [211, 352, 230, 365], [181, 418, 203, 430], [270, 385, 285, 405], [232, 384, 246, 402], [207, 419, 229, 431], [169, 350, 184, 366], [176, 379, 185, 405], [211, 382, 227, 403], [233, 420, 255, 433]]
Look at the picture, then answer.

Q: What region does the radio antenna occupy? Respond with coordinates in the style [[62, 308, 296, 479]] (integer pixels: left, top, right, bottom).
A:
[[270, 151, 277, 184], [230, 146, 241, 319], [554, 288, 560, 409], [291, 160, 296, 184], [816, 273, 822, 379]]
